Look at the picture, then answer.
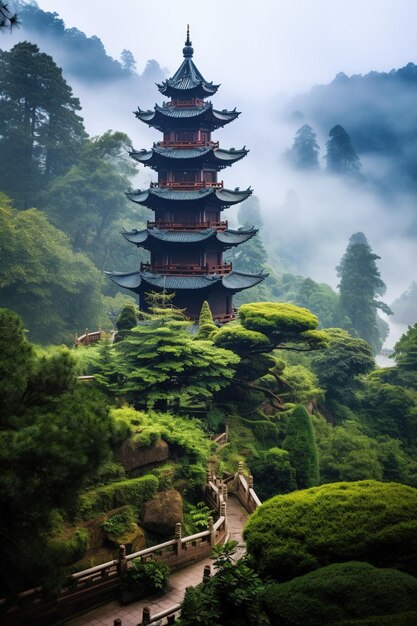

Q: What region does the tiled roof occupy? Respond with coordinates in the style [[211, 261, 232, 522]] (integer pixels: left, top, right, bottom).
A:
[[105, 269, 267, 293]]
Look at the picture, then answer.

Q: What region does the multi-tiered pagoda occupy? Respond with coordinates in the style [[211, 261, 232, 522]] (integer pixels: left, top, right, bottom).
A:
[[107, 28, 266, 322]]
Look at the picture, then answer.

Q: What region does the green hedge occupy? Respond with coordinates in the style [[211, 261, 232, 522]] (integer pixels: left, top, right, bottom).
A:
[[262, 561, 417, 626], [79, 475, 159, 519], [244, 481, 417, 581]]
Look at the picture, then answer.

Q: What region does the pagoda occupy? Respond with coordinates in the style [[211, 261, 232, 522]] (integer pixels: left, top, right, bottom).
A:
[[107, 27, 267, 322]]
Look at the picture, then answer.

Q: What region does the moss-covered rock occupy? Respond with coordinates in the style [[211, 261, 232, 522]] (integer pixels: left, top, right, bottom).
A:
[[142, 489, 183, 535], [79, 475, 159, 519], [115, 439, 169, 473]]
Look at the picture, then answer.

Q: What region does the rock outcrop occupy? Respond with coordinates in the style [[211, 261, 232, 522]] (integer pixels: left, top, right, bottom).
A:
[[142, 489, 183, 535]]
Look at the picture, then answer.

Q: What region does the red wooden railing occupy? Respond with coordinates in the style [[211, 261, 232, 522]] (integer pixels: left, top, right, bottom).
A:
[[151, 181, 223, 190], [158, 140, 219, 149], [147, 220, 228, 231], [140, 263, 232, 275], [167, 98, 204, 107]]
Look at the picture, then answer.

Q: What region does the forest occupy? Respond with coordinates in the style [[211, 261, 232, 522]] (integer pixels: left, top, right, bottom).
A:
[[1, 3, 417, 625]]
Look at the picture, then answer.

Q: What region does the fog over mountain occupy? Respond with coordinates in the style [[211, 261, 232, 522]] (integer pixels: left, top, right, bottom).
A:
[[5, 1, 417, 345]]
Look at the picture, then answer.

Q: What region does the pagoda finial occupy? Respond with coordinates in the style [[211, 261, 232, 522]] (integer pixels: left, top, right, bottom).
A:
[[183, 24, 193, 58]]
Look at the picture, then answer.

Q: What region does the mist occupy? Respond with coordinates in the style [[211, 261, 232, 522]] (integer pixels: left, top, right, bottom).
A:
[[6, 1, 417, 348]]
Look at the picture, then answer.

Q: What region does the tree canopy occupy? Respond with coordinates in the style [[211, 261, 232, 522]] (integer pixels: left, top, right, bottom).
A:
[[287, 123, 320, 169], [325, 124, 361, 174], [0, 42, 86, 208], [337, 232, 391, 351], [0, 195, 104, 343]]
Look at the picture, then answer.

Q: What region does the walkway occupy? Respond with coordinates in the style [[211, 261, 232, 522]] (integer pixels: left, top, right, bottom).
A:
[[64, 496, 248, 626]]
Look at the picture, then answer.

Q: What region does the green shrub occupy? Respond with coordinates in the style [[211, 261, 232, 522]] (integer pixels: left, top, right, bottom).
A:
[[242, 418, 279, 447], [79, 475, 159, 519], [244, 480, 417, 581], [49, 527, 89, 566], [283, 404, 319, 488], [122, 558, 170, 592], [101, 507, 135, 536], [262, 561, 417, 626], [249, 448, 296, 500]]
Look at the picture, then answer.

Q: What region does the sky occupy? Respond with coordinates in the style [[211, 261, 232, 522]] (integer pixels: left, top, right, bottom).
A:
[[17, 0, 417, 345], [34, 0, 417, 95]]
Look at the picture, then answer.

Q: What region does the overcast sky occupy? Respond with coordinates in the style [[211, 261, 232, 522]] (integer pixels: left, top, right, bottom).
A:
[[34, 0, 417, 96]]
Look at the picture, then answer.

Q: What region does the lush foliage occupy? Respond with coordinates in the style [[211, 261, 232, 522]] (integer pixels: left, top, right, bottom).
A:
[[244, 481, 417, 581], [78, 475, 159, 519], [262, 561, 417, 626], [0, 196, 105, 343], [0, 309, 115, 591], [0, 42, 86, 209], [337, 232, 391, 352], [311, 327, 375, 403], [393, 322, 417, 371], [283, 405, 319, 488], [122, 558, 170, 592], [178, 541, 266, 626], [96, 317, 239, 408], [249, 447, 297, 500]]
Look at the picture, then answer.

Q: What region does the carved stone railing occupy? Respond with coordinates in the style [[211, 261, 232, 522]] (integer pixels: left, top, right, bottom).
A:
[[226, 462, 262, 514], [150, 180, 223, 190], [0, 456, 229, 625]]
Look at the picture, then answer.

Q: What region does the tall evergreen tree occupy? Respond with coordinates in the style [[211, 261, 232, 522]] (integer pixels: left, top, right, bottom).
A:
[[287, 124, 320, 169], [325, 124, 361, 174], [283, 405, 319, 489], [337, 232, 391, 352], [0, 42, 86, 208]]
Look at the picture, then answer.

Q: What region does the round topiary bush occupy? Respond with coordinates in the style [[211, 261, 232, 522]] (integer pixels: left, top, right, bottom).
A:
[[244, 481, 417, 581], [262, 561, 417, 626]]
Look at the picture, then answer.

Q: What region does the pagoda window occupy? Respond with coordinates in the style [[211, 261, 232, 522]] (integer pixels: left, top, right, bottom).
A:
[[159, 169, 168, 183], [175, 130, 196, 142], [200, 131, 210, 143], [173, 170, 198, 182], [203, 170, 217, 182]]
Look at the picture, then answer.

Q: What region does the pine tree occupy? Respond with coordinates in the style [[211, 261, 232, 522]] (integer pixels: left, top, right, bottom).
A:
[[0, 42, 86, 208], [325, 124, 361, 174], [337, 232, 392, 352], [287, 124, 320, 169], [196, 301, 217, 339], [283, 405, 319, 489]]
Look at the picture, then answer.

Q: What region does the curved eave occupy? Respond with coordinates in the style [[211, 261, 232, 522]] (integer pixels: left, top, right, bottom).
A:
[[126, 187, 252, 209], [221, 270, 268, 292], [129, 146, 248, 169], [157, 82, 219, 99], [156, 57, 220, 98], [105, 269, 268, 294], [134, 104, 240, 130], [121, 226, 258, 249]]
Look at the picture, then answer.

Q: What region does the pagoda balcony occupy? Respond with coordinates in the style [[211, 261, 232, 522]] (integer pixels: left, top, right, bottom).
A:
[[188, 308, 238, 323], [147, 220, 228, 231], [158, 140, 219, 149], [140, 262, 232, 275], [167, 98, 205, 107], [150, 180, 224, 190]]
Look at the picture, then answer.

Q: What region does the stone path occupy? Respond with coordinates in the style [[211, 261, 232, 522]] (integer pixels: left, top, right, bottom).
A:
[[64, 496, 248, 626]]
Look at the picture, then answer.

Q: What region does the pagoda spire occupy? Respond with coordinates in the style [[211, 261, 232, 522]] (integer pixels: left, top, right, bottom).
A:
[[183, 24, 194, 58]]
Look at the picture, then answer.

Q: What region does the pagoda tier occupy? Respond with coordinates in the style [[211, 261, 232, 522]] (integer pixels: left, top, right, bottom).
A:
[[126, 186, 252, 210], [108, 28, 266, 321], [130, 145, 249, 170], [122, 226, 257, 250], [134, 102, 239, 132], [157, 29, 219, 99], [106, 269, 267, 321]]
